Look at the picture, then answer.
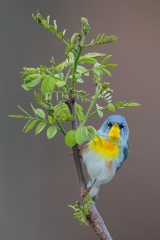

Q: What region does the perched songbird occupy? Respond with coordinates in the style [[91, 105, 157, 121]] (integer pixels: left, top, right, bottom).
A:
[[82, 115, 129, 201]]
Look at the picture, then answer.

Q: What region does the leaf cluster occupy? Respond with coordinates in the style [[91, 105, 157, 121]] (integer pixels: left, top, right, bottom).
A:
[[68, 194, 95, 226], [10, 12, 140, 143], [9, 101, 71, 138]]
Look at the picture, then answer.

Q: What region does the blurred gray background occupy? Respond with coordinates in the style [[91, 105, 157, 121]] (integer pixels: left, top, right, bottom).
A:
[[0, 0, 160, 239]]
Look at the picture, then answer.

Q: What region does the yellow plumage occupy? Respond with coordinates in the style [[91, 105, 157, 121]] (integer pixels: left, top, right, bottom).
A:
[[90, 137, 119, 161], [89, 124, 120, 161]]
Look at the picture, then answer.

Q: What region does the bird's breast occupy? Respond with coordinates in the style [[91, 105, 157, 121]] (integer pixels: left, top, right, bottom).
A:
[[89, 137, 120, 161]]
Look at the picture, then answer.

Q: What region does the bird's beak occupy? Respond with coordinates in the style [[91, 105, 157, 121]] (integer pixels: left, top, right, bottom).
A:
[[108, 123, 120, 139]]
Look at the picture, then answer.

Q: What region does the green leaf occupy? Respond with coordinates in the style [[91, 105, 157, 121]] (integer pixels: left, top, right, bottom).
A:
[[24, 74, 40, 81], [35, 108, 46, 119], [41, 76, 55, 94], [22, 119, 32, 132], [105, 64, 118, 68], [114, 101, 141, 108], [76, 103, 84, 121], [97, 110, 103, 117], [101, 55, 112, 65], [76, 78, 84, 83], [54, 103, 74, 121], [48, 115, 55, 124], [40, 65, 43, 74], [77, 111, 85, 121], [75, 103, 83, 111], [106, 103, 115, 112], [76, 65, 89, 76], [23, 74, 41, 89], [47, 125, 57, 139], [21, 67, 37, 76], [79, 57, 97, 64], [75, 126, 89, 145], [31, 104, 37, 117], [70, 33, 78, 44], [34, 92, 46, 108], [68, 205, 76, 210], [127, 102, 141, 107], [87, 126, 101, 143], [35, 122, 46, 135], [100, 68, 112, 77], [9, 115, 25, 118], [49, 25, 56, 34], [25, 120, 38, 133], [65, 130, 76, 147], [83, 205, 89, 215], [87, 126, 96, 137], [82, 53, 105, 58], [55, 80, 66, 87], [96, 103, 102, 110], [96, 104, 103, 117], [21, 84, 31, 91], [32, 12, 50, 29]]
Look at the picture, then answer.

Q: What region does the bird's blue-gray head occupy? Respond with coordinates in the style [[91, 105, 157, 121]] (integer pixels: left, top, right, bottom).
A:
[[98, 115, 129, 141]]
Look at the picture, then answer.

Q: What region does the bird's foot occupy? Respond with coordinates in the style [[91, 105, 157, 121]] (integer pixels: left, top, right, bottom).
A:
[[81, 179, 97, 197], [81, 187, 92, 197]]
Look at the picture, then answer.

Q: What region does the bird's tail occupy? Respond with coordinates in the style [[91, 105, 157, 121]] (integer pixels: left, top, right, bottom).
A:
[[87, 179, 100, 202]]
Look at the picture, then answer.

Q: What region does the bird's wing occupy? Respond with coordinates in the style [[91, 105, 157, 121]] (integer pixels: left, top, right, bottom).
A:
[[116, 142, 129, 172]]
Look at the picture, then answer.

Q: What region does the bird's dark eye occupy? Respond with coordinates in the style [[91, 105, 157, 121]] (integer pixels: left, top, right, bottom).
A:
[[119, 124, 124, 129], [107, 122, 113, 128]]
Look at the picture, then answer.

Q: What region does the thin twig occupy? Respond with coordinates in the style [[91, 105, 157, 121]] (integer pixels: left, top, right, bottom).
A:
[[65, 97, 112, 240]]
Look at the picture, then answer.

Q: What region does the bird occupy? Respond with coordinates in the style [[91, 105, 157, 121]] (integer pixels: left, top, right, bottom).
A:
[[82, 115, 129, 201]]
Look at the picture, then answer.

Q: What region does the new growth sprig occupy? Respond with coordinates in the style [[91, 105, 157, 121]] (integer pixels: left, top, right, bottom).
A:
[[68, 194, 95, 226], [9, 12, 140, 240]]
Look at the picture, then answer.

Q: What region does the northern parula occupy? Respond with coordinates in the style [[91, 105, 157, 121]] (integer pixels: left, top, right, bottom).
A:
[[82, 115, 129, 201]]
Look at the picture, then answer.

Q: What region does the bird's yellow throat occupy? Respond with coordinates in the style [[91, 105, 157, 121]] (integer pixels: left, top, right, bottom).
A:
[[108, 123, 120, 139], [90, 124, 120, 160]]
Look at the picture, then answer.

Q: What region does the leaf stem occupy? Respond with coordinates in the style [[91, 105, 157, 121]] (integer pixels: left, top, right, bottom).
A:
[[57, 35, 68, 46], [71, 35, 85, 89], [65, 66, 72, 84], [80, 90, 100, 127], [72, 47, 83, 89], [56, 119, 66, 135], [89, 106, 107, 119]]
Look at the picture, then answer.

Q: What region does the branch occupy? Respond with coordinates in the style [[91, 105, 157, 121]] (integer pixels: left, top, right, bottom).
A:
[[66, 97, 112, 240]]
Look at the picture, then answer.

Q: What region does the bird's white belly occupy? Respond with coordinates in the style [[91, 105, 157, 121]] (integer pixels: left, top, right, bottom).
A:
[[82, 148, 115, 185]]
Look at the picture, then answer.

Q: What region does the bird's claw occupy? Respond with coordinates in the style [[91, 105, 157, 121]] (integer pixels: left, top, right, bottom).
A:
[[81, 179, 97, 197], [81, 187, 92, 197]]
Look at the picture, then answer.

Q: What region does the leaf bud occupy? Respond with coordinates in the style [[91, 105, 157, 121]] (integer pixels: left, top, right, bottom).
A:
[[81, 18, 90, 35], [102, 82, 110, 89]]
